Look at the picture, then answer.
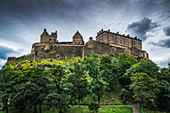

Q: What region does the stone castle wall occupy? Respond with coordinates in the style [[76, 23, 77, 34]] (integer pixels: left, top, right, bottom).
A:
[[7, 29, 149, 63], [7, 40, 148, 63]]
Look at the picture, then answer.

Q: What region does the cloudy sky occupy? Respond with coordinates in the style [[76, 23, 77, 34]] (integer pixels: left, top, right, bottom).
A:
[[0, 0, 170, 68]]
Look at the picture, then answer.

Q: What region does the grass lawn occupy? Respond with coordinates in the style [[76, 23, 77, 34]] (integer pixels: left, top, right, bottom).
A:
[[0, 106, 133, 113], [66, 106, 133, 113]]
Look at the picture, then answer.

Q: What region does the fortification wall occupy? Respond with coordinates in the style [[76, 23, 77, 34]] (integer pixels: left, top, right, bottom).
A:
[[7, 41, 149, 63], [84, 41, 126, 57]]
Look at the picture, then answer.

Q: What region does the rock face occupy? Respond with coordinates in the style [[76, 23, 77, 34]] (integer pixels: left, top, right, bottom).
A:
[[7, 29, 149, 63]]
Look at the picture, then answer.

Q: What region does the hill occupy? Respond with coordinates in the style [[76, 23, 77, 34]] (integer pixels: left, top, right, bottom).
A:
[[0, 53, 169, 113]]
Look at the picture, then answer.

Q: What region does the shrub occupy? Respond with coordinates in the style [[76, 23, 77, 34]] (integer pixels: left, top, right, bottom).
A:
[[27, 52, 35, 56], [88, 102, 100, 113]]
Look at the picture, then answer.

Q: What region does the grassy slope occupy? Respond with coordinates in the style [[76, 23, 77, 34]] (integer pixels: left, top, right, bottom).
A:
[[0, 106, 133, 113]]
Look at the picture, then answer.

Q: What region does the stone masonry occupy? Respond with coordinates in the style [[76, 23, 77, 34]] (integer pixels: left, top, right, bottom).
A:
[[7, 29, 149, 63]]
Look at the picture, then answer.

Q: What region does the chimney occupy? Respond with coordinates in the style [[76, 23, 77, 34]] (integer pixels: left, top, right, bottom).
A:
[[44, 29, 46, 32]]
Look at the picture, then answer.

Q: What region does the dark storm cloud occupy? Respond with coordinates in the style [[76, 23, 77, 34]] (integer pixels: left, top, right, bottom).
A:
[[0, 45, 20, 60], [163, 26, 170, 36], [0, 0, 92, 21], [137, 0, 170, 18], [127, 17, 159, 41], [151, 38, 170, 48]]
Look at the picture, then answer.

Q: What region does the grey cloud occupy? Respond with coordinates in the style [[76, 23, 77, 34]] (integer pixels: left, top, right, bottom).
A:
[[151, 38, 170, 48], [163, 26, 170, 36], [158, 57, 170, 68], [0, 45, 20, 60], [127, 17, 159, 41], [0, 0, 92, 21]]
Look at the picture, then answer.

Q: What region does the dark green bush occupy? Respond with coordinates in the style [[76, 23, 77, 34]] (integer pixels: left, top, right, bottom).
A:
[[88, 102, 100, 113]]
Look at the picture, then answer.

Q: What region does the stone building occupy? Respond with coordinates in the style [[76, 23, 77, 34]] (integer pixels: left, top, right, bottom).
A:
[[96, 29, 142, 50], [72, 31, 84, 45], [40, 29, 57, 43], [7, 29, 149, 63]]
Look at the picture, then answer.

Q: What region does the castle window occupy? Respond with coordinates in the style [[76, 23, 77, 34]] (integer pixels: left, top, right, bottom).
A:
[[127, 39, 129, 47], [120, 37, 122, 45], [78, 37, 80, 40], [123, 38, 126, 46]]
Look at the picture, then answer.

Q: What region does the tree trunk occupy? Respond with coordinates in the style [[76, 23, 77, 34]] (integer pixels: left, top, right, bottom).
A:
[[4, 101, 8, 113], [39, 103, 42, 113], [139, 102, 141, 113], [34, 104, 37, 113], [79, 98, 81, 108], [59, 108, 62, 113], [98, 97, 100, 107]]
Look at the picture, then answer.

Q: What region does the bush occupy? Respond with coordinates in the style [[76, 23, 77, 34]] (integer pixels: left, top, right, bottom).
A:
[[88, 102, 100, 113]]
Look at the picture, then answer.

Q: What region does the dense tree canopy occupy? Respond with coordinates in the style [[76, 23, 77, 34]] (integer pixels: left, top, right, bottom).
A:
[[0, 53, 169, 113]]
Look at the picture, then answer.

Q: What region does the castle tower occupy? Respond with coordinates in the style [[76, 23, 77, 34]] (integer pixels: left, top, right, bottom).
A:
[[40, 29, 57, 43], [72, 31, 84, 45]]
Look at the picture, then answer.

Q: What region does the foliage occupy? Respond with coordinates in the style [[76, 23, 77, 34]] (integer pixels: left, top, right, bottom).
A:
[[0, 106, 133, 113], [117, 53, 137, 87], [49, 51, 56, 53], [82, 54, 108, 106], [1, 54, 170, 113], [44, 65, 70, 113], [67, 60, 89, 108], [130, 73, 158, 113], [156, 80, 170, 112], [28, 52, 35, 56], [125, 60, 159, 79], [100, 56, 119, 92], [0, 68, 14, 113], [88, 102, 100, 113], [10, 67, 50, 113]]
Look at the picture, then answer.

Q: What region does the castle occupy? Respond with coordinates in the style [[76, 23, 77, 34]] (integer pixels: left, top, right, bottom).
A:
[[7, 29, 149, 63]]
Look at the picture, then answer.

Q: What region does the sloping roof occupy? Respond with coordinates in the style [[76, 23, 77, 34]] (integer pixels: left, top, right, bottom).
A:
[[73, 31, 82, 37]]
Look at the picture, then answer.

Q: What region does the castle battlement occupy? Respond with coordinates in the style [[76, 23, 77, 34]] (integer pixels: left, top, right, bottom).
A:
[[7, 29, 149, 63]]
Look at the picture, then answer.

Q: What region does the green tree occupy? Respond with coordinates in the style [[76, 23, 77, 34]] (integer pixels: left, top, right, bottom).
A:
[[157, 80, 170, 112], [159, 63, 170, 82], [130, 73, 158, 113], [117, 53, 137, 87], [67, 60, 89, 108], [44, 65, 70, 113], [0, 68, 14, 113], [156, 64, 170, 112], [125, 60, 159, 79], [11, 67, 49, 113], [82, 54, 107, 106], [100, 56, 119, 91]]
